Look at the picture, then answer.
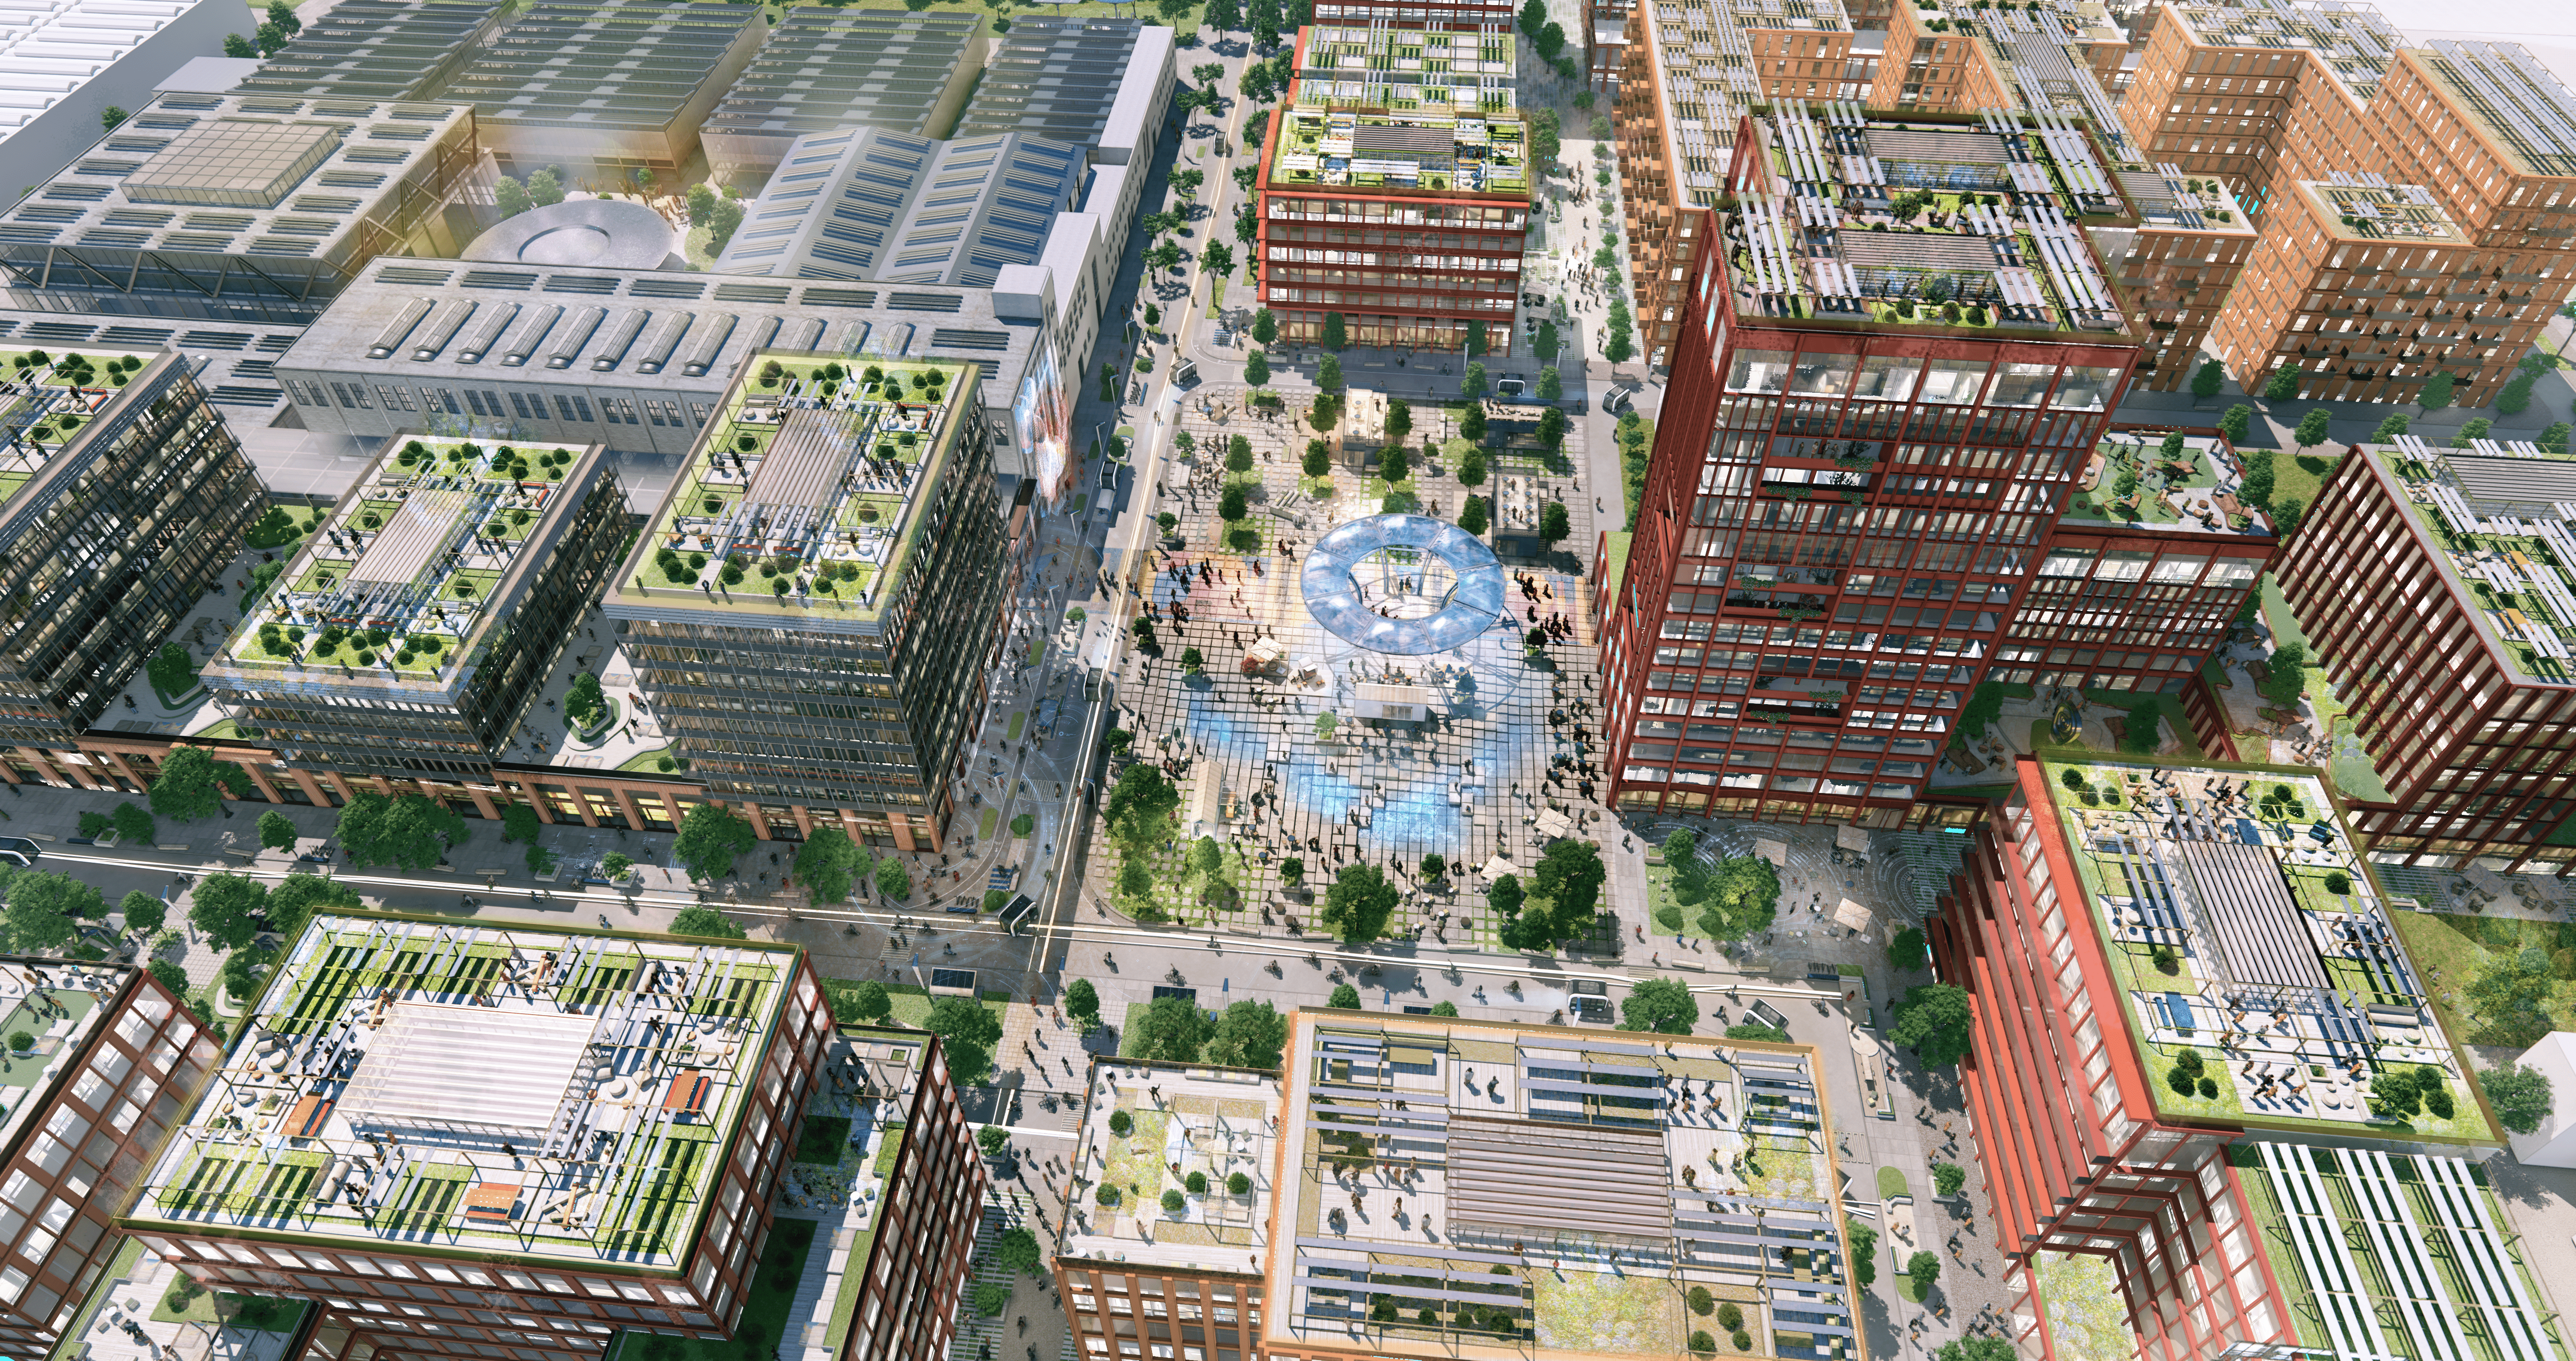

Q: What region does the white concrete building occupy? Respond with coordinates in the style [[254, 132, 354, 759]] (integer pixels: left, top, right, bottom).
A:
[[0, 0, 241, 201]]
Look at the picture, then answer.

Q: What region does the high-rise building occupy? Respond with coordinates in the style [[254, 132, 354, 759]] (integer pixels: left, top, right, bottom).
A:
[[1242, 1011, 1861, 1361], [200, 435, 628, 784], [115, 912, 984, 1361], [602, 351, 1007, 851], [1927, 754, 2550, 1361], [0, 960, 213, 1355], [1053, 1060, 1278, 1361], [0, 345, 264, 746], [2114, 1, 2576, 407], [2275, 436, 2576, 871], [1254, 25, 1532, 354], [1599, 105, 2173, 823]]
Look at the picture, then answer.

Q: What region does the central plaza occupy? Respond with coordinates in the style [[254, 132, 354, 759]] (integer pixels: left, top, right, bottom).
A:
[[1101, 383, 1610, 948]]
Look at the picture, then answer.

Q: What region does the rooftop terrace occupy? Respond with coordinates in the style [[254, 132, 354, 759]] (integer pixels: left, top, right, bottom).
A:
[[202, 435, 608, 699], [2163, 0, 2401, 103], [2037, 756, 2490, 1141], [1292, 27, 1518, 116], [123, 915, 799, 1267], [0, 346, 169, 504], [1724, 105, 2129, 335], [2295, 176, 2466, 243], [1266, 1013, 1855, 1360], [2372, 435, 2576, 683], [1062, 1061, 1279, 1275], [1267, 107, 1527, 196], [2066, 430, 2272, 536], [608, 350, 977, 632], [2415, 39, 2576, 179], [0, 960, 137, 1152]]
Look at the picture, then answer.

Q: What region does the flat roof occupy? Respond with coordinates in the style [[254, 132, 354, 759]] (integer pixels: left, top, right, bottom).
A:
[[2063, 431, 2275, 536], [2035, 755, 2491, 1141], [1722, 107, 2130, 337], [1290, 27, 1519, 118], [200, 434, 612, 705], [601, 350, 979, 633], [955, 17, 1150, 144], [2366, 439, 2576, 681], [0, 88, 473, 264], [1628, 0, 1857, 202], [2413, 40, 2576, 178], [1059, 1060, 1279, 1275], [1267, 106, 1528, 197], [278, 256, 1045, 407], [234, 0, 504, 101], [1267, 1012, 1856, 1360], [0, 344, 179, 508], [2294, 177, 2465, 243], [122, 914, 803, 1268], [2164, 0, 2401, 103]]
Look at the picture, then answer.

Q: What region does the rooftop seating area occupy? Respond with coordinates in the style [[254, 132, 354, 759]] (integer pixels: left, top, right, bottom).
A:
[[1268, 1014, 1854, 1360], [1268, 108, 1528, 195], [2381, 436, 2576, 681]]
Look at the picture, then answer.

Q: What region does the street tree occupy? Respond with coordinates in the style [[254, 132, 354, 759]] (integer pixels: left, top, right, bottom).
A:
[[120, 890, 165, 938], [187, 873, 268, 952], [1244, 349, 1271, 386], [1065, 978, 1101, 1030], [2263, 367, 2300, 401], [257, 810, 298, 853], [1320, 313, 1347, 350], [2292, 407, 2333, 453], [1891, 983, 1975, 1068], [669, 905, 748, 939], [1618, 978, 1698, 1034], [674, 802, 757, 881], [1326, 983, 1361, 1009], [793, 826, 863, 903], [336, 791, 465, 872], [148, 747, 229, 822], [2420, 371, 2456, 413], [1130, 996, 1213, 1062], [1205, 1000, 1286, 1069], [1320, 863, 1398, 942], [2190, 359, 2225, 406]]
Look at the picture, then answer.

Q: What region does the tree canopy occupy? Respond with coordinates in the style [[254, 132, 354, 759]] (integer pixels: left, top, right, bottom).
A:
[[1129, 996, 1213, 1062], [1106, 765, 1181, 846], [1326, 983, 1361, 1009], [187, 872, 269, 952], [1618, 978, 1699, 1034], [149, 747, 230, 822], [2483, 1062, 2555, 1136], [257, 810, 298, 852], [674, 802, 758, 881], [267, 873, 360, 942], [1320, 863, 1398, 942], [119, 889, 165, 937], [1890, 984, 1975, 1068], [1065, 978, 1101, 1028], [1502, 841, 1606, 949], [793, 826, 865, 903], [668, 905, 748, 940], [337, 791, 466, 872], [1205, 1000, 1286, 1069]]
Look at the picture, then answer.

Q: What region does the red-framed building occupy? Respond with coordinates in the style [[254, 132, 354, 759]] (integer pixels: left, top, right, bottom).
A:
[[1598, 106, 2283, 824], [1253, 27, 1531, 356], [1930, 753, 2509, 1361], [2277, 441, 2576, 871]]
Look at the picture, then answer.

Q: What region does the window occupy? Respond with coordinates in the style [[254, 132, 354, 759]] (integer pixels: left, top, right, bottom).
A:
[[1918, 359, 1989, 405], [1725, 348, 1793, 392], [377, 386, 415, 411], [330, 382, 374, 410]]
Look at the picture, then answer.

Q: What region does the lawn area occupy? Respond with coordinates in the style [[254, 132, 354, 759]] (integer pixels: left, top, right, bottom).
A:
[[2390, 909, 2576, 1046], [2031, 1252, 2135, 1361], [1006, 711, 1027, 741], [795, 1114, 851, 1164], [2270, 448, 2343, 512], [978, 808, 999, 838], [1531, 1264, 1682, 1355], [2257, 573, 2310, 651], [609, 1218, 817, 1361], [618, 746, 680, 774], [1876, 1167, 1908, 1199], [151, 1288, 306, 1331]]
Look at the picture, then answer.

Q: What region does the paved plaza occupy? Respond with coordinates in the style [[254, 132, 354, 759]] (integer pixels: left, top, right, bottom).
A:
[[1093, 381, 1613, 951]]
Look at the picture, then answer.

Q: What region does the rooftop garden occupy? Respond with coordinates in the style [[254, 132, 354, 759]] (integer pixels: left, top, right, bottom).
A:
[[1269, 109, 1528, 194], [0, 348, 161, 492], [2380, 450, 2576, 680], [621, 353, 974, 623], [209, 437, 581, 687], [2066, 431, 2265, 533], [2038, 757, 2490, 1142]]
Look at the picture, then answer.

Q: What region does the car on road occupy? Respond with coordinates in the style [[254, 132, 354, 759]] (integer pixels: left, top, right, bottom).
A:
[[0, 837, 40, 867], [1174, 357, 1202, 388], [1603, 388, 1633, 414]]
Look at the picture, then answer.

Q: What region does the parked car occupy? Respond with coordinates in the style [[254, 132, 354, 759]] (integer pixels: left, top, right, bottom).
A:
[[0, 837, 39, 867]]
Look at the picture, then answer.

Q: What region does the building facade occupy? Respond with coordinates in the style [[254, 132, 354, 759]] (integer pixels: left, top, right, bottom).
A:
[[1255, 26, 1531, 355], [1054, 1059, 1277, 1361], [0, 961, 214, 1355], [199, 436, 627, 781], [1599, 107, 2165, 823], [1928, 755, 2544, 1361], [601, 352, 1007, 851], [0, 346, 263, 745], [2275, 437, 2576, 870]]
